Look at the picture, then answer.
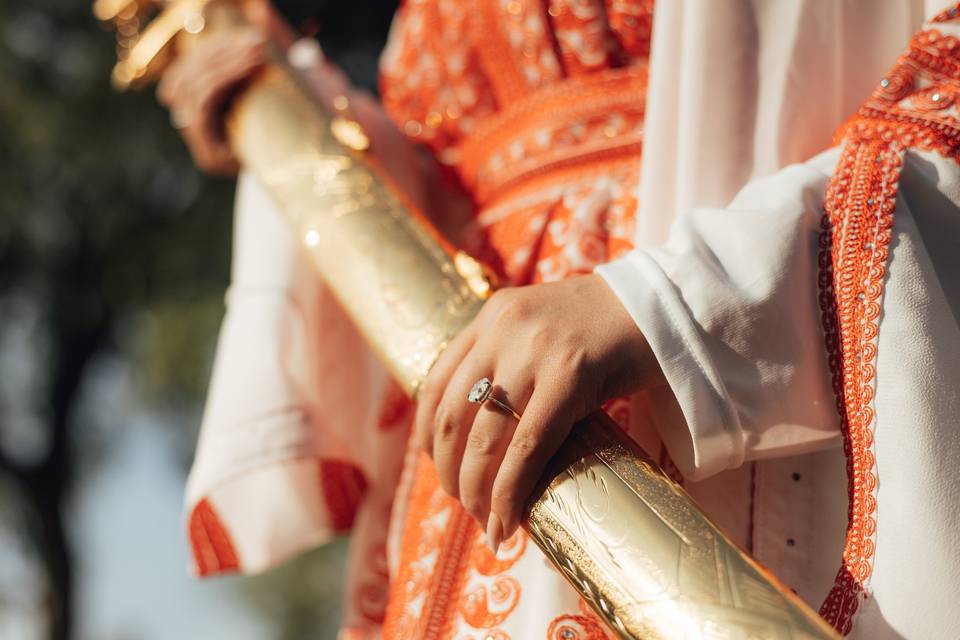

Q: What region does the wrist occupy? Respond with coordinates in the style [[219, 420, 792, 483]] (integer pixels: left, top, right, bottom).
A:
[[588, 273, 665, 398]]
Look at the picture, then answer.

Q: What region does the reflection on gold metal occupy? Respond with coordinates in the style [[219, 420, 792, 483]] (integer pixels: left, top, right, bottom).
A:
[[99, 3, 841, 638], [330, 116, 371, 152], [453, 251, 494, 299], [98, 0, 212, 90], [93, 0, 141, 22]]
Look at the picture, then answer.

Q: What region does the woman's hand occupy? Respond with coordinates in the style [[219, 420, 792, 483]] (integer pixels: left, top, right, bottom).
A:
[[157, 30, 268, 175], [413, 274, 663, 550]]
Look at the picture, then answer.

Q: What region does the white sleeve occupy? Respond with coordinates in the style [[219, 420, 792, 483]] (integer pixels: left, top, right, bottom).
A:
[[597, 149, 843, 481]]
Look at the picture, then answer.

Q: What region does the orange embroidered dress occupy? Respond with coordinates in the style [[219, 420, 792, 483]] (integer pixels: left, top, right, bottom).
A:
[[373, 1, 654, 637]]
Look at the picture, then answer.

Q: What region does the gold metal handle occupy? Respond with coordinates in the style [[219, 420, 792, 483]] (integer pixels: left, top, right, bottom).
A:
[[95, 0, 213, 89]]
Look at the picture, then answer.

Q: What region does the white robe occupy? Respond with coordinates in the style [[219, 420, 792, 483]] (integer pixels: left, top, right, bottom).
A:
[[598, 1, 960, 636]]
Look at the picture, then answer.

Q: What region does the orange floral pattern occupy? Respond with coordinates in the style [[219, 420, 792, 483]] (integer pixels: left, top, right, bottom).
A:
[[817, 14, 960, 635], [379, 1, 652, 637], [381, 0, 651, 202]]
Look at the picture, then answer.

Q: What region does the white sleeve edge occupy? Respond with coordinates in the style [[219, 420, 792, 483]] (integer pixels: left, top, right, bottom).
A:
[[596, 251, 745, 479]]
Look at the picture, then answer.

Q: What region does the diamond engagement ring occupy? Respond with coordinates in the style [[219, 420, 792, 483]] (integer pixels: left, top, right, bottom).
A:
[[468, 377, 522, 420]]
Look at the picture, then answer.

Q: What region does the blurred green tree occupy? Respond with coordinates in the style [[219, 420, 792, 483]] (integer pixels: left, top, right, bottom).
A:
[[0, 0, 234, 637], [0, 0, 396, 638]]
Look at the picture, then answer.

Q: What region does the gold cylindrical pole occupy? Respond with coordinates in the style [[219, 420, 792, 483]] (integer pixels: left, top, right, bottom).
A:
[[99, 3, 841, 637]]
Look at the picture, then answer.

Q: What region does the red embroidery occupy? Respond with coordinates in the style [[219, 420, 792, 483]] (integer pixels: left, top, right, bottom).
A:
[[457, 66, 646, 205], [188, 498, 240, 576], [379, 0, 498, 156], [817, 18, 960, 634]]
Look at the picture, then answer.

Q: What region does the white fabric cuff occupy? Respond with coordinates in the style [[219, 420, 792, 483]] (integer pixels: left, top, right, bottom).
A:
[[596, 251, 745, 480]]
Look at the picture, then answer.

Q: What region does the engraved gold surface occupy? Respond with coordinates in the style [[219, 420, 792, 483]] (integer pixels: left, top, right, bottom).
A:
[[100, 4, 842, 636], [528, 413, 841, 639], [227, 68, 486, 395]]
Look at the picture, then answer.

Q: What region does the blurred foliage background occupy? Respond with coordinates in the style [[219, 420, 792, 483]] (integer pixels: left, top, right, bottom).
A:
[[0, 0, 397, 638]]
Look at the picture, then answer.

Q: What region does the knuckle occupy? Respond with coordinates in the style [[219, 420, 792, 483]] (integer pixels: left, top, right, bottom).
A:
[[491, 293, 526, 328], [556, 342, 590, 378], [466, 426, 499, 457], [433, 402, 460, 441], [195, 154, 217, 173], [528, 324, 556, 353], [509, 431, 541, 462], [486, 288, 513, 310]]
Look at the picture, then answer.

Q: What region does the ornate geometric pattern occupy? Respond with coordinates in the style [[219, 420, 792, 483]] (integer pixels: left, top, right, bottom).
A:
[[381, 0, 651, 204]]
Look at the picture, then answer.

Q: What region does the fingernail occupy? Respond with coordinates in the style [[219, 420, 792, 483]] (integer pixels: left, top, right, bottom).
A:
[[485, 512, 502, 553]]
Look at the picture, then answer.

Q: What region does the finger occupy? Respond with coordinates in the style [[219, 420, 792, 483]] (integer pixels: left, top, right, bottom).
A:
[[205, 32, 267, 72], [160, 32, 261, 106], [431, 342, 491, 501], [490, 384, 578, 542], [156, 65, 179, 106], [167, 34, 266, 111], [184, 46, 266, 173], [457, 373, 531, 528], [195, 38, 267, 100], [413, 324, 476, 456]]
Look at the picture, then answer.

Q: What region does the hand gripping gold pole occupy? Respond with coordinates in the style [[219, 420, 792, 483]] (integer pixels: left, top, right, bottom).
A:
[[97, 2, 841, 637]]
